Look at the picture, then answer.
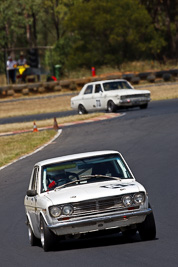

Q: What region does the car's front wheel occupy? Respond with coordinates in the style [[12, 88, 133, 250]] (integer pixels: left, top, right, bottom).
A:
[[78, 104, 87, 115], [122, 228, 137, 238], [137, 204, 156, 241], [107, 100, 117, 112], [40, 217, 56, 252], [140, 103, 148, 109]]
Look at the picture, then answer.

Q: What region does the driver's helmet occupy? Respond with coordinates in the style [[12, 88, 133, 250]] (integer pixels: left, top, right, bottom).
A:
[[48, 170, 68, 189]]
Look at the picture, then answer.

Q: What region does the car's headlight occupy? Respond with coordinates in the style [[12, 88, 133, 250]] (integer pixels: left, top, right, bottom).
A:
[[122, 195, 133, 207], [49, 206, 62, 218], [133, 193, 145, 204], [62, 205, 74, 216]]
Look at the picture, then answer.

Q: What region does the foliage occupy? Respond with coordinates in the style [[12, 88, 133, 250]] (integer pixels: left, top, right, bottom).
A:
[[65, 0, 165, 69], [0, 0, 177, 74], [140, 0, 178, 59], [0, 0, 26, 48]]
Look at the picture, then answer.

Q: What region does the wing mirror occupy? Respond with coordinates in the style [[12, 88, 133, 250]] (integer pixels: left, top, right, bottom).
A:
[[26, 189, 37, 197]]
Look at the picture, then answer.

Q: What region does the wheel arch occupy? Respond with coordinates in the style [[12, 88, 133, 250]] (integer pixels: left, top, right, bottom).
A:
[[40, 211, 49, 226], [107, 97, 117, 105], [78, 102, 84, 108], [108, 97, 116, 103]]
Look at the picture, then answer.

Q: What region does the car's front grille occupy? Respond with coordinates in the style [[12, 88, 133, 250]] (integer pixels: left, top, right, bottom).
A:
[[73, 197, 124, 216], [56, 194, 142, 221], [120, 94, 149, 100]]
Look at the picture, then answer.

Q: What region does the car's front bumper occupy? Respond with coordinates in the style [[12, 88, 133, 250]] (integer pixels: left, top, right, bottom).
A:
[[48, 208, 152, 236], [118, 97, 150, 107]]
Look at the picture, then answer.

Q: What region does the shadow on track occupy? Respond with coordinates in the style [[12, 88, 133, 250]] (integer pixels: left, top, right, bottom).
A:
[[35, 230, 158, 252]]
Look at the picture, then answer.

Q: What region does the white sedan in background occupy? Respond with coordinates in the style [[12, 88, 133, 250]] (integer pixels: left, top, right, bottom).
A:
[[71, 79, 151, 114], [24, 150, 156, 251]]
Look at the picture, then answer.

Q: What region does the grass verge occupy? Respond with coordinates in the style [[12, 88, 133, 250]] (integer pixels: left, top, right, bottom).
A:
[[0, 130, 56, 167], [145, 83, 178, 100]]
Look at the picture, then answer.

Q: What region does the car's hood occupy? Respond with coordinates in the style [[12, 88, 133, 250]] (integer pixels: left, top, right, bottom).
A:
[[104, 89, 150, 96], [44, 180, 145, 205]]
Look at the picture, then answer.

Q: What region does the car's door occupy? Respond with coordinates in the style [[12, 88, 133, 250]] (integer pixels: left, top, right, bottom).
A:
[[81, 84, 93, 110], [92, 84, 105, 110], [25, 167, 39, 231]]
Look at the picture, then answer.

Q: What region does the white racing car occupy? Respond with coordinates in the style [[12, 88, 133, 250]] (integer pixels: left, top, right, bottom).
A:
[[71, 79, 151, 114], [24, 150, 156, 251]]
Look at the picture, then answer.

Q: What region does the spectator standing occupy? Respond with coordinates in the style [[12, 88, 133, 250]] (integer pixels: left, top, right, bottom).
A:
[[17, 52, 27, 66], [6, 56, 17, 84]]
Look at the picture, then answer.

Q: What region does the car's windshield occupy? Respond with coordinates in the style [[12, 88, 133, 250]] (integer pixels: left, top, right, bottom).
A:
[[41, 154, 133, 192], [103, 81, 133, 91]]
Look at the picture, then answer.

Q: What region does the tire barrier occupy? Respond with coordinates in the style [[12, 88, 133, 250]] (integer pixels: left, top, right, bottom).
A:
[[162, 73, 172, 82], [122, 73, 134, 81], [138, 72, 152, 80], [131, 76, 140, 84], [0, 68, 178, 98], [147, 74, 156, 83]]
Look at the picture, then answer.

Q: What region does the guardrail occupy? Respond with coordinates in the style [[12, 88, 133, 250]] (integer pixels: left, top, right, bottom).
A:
[[0, 69, 178, 97]]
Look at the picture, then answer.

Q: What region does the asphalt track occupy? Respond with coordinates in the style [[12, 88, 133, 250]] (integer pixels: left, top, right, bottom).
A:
[[0, 99, 178, 266]]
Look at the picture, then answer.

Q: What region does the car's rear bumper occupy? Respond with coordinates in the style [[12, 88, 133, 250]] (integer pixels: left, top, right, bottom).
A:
[[48, 208, 152, 236]]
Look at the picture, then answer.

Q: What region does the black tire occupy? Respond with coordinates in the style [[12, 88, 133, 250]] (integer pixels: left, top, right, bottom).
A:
[[137, 204, 156, 241], [140, 103, 148, 109], [28, 221, 39, 246], [107, 100, 117, 112], [122, 228, 137, 238], [163, 73, 172, 82], [78, 104, 87, 115], [40, 217, 56, 252], [147, 74, 156, 83]]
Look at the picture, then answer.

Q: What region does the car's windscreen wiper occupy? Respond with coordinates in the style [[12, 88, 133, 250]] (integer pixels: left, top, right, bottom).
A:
[[55, 175, 122, 190], [81, 174, 122, 181], [55, 180, 80, 190]]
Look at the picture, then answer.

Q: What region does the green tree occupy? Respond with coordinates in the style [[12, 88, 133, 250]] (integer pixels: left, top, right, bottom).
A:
[[65, 0, 164, 69], [0, 0, 28, 72], [140, 0, 178, 60], [0, 0, 27, 49], [41, 0, 78, 41], [41, 0, 81, 71]]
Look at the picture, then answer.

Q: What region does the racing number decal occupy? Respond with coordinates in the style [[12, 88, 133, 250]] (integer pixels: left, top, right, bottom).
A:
[[96, 100, 101, 107], [101, 183, 135, 189]]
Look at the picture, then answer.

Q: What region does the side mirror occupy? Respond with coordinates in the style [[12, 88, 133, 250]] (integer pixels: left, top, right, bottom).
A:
[[27, 189, 37, 197]]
